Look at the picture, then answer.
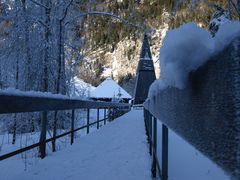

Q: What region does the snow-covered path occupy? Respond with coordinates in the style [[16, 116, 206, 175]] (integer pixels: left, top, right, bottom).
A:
[[10, 110, 151, 180]]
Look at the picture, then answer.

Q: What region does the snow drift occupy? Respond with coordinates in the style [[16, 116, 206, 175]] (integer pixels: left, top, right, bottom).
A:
[[149, 22, 240, 98]]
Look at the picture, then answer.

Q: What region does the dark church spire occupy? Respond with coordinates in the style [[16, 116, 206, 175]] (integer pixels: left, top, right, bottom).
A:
[[133, 33, 156, 105], [140, 32, 152, 60]]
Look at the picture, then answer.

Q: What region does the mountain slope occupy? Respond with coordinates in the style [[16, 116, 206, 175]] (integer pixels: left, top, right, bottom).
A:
[[76, 0, 235, 95]]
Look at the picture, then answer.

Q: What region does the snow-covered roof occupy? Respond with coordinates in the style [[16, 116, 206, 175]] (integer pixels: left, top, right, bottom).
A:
[[91, 77, 132, 99]]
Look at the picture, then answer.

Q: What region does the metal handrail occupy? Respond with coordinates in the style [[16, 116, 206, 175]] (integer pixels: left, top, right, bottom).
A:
[[0, 93, 130, 160], [0, 94, 130, 114], [143, 108, 168, 180], [0, 117, 108, 161]]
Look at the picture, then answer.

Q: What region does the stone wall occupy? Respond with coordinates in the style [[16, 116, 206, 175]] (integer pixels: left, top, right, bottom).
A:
[[144, 38, 240, 178]]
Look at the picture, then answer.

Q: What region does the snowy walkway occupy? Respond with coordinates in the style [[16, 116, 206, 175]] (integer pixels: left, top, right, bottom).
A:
[[9, 110, 151, 180]]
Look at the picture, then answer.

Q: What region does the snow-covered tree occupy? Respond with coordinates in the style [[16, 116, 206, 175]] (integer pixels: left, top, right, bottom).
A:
[[209, 5, 231, 37], [0, 0, 141, 153]]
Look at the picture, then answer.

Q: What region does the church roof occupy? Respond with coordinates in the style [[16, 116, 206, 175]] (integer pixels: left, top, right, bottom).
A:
[[90, 77, 132, 99]]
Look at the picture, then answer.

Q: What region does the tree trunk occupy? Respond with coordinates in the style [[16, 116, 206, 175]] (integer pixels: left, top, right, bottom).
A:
[[228, 0, 233, 20], [39, 0, 51, 158], [21, 0, 31, 91], [238, 0, 240, 16], [0, 64, 2, 89], [52, 5, 69, 152], [12, 40, 20, 145]]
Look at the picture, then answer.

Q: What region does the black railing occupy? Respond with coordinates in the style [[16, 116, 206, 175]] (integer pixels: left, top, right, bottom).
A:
[[0, 93, 130, 160], [144, 108, 168, 180], [142, 38, 240, 179]]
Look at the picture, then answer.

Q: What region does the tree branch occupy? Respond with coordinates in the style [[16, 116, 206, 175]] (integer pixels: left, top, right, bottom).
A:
[[29, 17, 49, 29], [65, 11, 147, 31], [28, 0, 50, 9], [229, 0, 240, 17], [60, 0, 74, 21]]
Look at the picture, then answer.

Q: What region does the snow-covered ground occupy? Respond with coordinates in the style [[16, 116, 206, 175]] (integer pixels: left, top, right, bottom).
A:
[[0, 110, 230, 180], [1, 110, 151, 180]]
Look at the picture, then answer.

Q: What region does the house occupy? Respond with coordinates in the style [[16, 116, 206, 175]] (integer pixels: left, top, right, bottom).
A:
[[90, 77, 132, 103]]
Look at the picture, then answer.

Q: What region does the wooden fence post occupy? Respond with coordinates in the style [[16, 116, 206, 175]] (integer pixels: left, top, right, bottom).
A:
[[87, 108, 90, 134], [152, 117, 157, 178], [149, 114, 152, 156], [39, 111, 48, 159], [108, 108, 111, 122], [162, 124, 168, 180], [144, 109, 149, 142], [71, 109, 75, 145], [97, 108, 100, 129], [104, 108, 106, 125]]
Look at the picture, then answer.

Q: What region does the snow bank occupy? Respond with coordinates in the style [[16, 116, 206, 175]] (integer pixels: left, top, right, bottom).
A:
[[149, 22, 240, 98]]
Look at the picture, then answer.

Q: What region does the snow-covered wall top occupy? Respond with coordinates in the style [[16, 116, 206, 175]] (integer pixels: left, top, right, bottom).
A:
[[149, 22, 240, 97], [145, 36, 240, 179]]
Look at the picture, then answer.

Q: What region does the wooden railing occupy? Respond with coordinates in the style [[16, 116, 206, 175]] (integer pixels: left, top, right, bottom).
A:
[[0, 93, 130, 160]]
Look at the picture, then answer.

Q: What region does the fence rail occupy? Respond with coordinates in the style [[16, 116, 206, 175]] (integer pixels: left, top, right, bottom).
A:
[[0, 93, 130, 160], [144, 108, 168, 180], [0, 94, 129, 114], [143, 38, 240, 179]]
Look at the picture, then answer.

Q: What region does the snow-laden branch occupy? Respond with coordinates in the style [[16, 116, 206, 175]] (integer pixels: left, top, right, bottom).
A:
[[65, 11, 147, 31], [28, 0, 50, 9]]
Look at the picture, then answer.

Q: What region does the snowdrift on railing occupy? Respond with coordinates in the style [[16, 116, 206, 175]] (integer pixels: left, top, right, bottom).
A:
[[149, 22, 240, 98]]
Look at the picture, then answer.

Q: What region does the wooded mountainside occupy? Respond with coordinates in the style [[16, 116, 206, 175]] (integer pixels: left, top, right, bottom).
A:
[[77, 0, 239, 90]]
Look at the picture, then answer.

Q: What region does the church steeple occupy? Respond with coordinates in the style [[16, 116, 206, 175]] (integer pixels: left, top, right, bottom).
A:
[[133, 33, 156, 105], [140, 33, 152, 60]]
